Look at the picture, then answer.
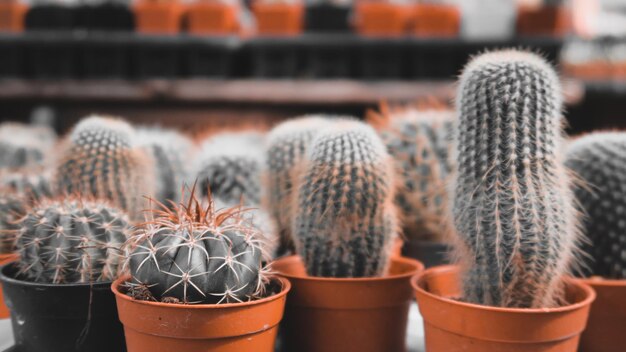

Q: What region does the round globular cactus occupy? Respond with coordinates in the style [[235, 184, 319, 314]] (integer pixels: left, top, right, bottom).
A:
[[0, 193, 26, 254], [566, 132, 626, 279], [137, 127, 195, 206], [55, 116, 154, 220], [293, 119, 398, 278], [370, 106, 455, 242], [0, 122, 57, 169], [127, 191, 270, 304], [0, 169, 54, 203], [452, 50, 579, 308], [13, 198, 132, 284]]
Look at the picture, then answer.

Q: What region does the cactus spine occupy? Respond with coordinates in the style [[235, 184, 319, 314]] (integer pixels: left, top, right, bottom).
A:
[[293, 120, 398, 278], [14, 198, 131, 284], [453, 50, 578, 308], [55, 116, 153, 220], [0, 122, 57, 169], [566, 132, 626, 279]]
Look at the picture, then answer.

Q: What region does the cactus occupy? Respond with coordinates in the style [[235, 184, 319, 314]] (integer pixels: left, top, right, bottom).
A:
[[566, 132, 626, 279], [452, 50, 578, 308], [137, 127, 194, 205], [293, 119, 398, 278], [370, 106, 455, 242], [127, 190, 270, 304], [265, 116, 334, 253], [55, 116, 154, 220], [0, 193, 25, 254], [1, 169, 54, 203], [13, 198, 131, 284], [0, 122, 57, 169]]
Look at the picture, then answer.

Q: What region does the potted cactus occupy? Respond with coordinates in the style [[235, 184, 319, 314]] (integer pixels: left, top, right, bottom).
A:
[[134, 0, 183, 34], [252, 0, 304, 36], [566, 132, 626, 352], [271, 118, 424, 352], [413, 50, 595, 351], [0, 197, 132, 351], [112, 189, 290, 351], [412, 0, 460, 37], [516, 0, 569, 37], [368, 104, 455, 267], [0, 0, 27, 31], [186, 0, 240, 35], [354, 0, 412, 36]]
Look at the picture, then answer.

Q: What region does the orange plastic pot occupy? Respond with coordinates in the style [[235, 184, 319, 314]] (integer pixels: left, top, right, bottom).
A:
[[112, 275, 290, 352], [0, 1, 27, 32], [578, 278, 626, 352], [134, 0, 184, 34], [274, 255, 424, 352], [516, 5, 569, 36], [252, 2, 304, 35], [413, 265, 596, 352], [187, 2, 239, 35], [355, 2, 412, 36], [412, 4, 460, 37], [0, 253, 18, 318]]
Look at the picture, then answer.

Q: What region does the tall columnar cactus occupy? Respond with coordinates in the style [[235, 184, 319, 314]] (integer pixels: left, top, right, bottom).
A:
[[293, 120, 398, 278], [127, 191, 270, 304], [137, 127, 195, 205], [1, 169, 54, 203], [13, 198, 131, 284], [370, 107, 455, 241], [55, 116, 153, 220], [566, 132, 626, 279], [0, 122, 57, 169], [453, 50, 578, 308], [0, 193, 25, 254]]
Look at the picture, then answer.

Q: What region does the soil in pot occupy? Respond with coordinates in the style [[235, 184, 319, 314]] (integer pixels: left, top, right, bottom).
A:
[[401, 239, 450, 268], [413, 265, 595, 352], [273, 255, 424, 352], [0, 253, 18, 319], [0, 262, 126, 352], [112, 275, 290, 352], [578, 278, 626, 352]]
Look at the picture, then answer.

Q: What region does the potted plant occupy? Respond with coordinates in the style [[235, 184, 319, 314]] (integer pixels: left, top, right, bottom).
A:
[[0, 0, 27, 31], [368, 103, 455, 268], [560, 39, 610, 80], [412, 0, 460, 37], [134, 0, 183, 34], [516, 0, 569, 36], [0, 196, 132, 351], [413, 50, 595, 351], [24, 0, 76, 30], [565, 132, 626, 352], [354, 0, 412, 36], [186, 0, 240, 35], [112, 188, 290, 351], [271, 118, 424, 351], [252, 0, 304, 36]]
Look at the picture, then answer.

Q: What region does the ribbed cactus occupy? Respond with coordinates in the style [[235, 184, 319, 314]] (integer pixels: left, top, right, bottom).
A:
[[14, 198, 131, 284], [0, 169, 54, 203], [566, 132, 626, 279], [453, 50, 578, 308], [0, 194, 25, 254], [265, 116, 334, 253], [137, 127, 194, 205], [127, 191, 270, 304], [55, 116, 153, 220], [371, 107, 455, 241], [293, 120, 398, 278], [0, 122, 57, 169]]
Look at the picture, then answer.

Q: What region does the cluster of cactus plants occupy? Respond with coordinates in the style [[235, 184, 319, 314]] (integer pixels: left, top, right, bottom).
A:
[[0, 122, 56, 170]]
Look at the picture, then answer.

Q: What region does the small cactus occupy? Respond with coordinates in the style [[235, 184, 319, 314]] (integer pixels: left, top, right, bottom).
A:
[[55, 116, 154, 220], [13, 198, 131, 284], [293, 119, 398, 278], [566, 132, 626, 279], [370, 106, 455, 242], [137, 127, 195, 205], [0, 169, 54, 203], [0, 122, 57, 169], [127, 190, 270, 304], [0, 193, 25, 254], [452, 50, 579, 308]]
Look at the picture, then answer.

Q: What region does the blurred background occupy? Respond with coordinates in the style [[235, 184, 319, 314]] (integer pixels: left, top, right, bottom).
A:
[[0, 0, 624, 135]]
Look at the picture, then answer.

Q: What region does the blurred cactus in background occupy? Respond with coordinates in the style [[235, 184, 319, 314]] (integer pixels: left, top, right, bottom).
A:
[[0, 193, 26, 254], [0, 122, 57, 170], [0, 169, 54, 203]]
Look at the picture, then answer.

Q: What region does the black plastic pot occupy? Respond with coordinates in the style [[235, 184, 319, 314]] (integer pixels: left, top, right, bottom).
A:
[[305, 4, 351, 32], [77, 3, 134, 31], [24, 5, 76, 30], [401, 239, 450, 268], [0, 263, 126, 352]]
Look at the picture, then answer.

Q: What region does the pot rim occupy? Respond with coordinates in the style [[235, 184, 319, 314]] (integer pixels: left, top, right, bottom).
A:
[[273, 255, 424, 282], [111, 274, 291, 309], [412, 264, 596, 314], [577, 276, 626, 287], [0, 262, 113, 288]]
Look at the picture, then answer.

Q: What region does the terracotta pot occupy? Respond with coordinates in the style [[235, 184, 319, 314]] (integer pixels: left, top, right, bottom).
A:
[[578, 278, 626, 352], [401, 239, 449, 268], [355, 2, 412, 36], [252, 2, 304, 35], [0, 253, 18, 319], [187, 2, 239, 35], [273, 255, 424, 352], [412, 3, 460, 37], [0, 1, 27, 32], [134, 0, 183, 34], [413, 265, 595, 352], [516, 5, 569, 36], [112, 275, 290, 352]]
